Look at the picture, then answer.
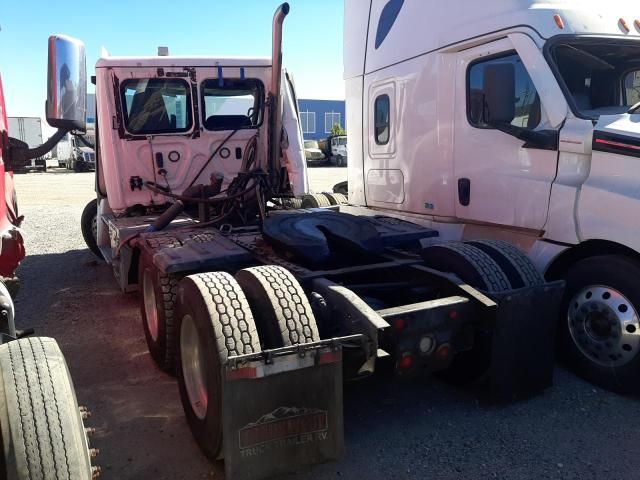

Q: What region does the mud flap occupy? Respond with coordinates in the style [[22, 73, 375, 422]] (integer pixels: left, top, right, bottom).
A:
[[488, 280, 564, 401], [221, 341, 346, 480]]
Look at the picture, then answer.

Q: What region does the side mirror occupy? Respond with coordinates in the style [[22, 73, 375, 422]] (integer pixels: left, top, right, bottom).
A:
[[483, 63, 515, 124], [46, 34, 87, 131]]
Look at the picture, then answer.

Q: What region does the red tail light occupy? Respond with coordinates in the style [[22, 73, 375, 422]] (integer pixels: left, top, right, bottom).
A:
[[398, 354, 414, 370], [393, 318, 406, 332], [436, 344, 451, 360]]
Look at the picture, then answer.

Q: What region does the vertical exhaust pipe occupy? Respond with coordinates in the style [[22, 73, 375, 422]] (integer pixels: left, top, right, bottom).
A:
[[268, 2, 290, 183]]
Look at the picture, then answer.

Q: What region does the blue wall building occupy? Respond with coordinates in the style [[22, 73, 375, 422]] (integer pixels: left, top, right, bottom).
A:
[[297, 99, 346, 141]]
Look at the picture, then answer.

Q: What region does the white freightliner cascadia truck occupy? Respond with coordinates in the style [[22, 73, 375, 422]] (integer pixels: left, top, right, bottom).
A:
[[343, 0, 640, 394], [79, 3, 563, 477]]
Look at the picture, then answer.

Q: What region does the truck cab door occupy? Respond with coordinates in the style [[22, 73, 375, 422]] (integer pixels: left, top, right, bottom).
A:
[[453, 35, 565, 232]]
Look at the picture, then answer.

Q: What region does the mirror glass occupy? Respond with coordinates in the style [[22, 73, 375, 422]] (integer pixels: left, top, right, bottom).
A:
[[46, 35, 87, 131]]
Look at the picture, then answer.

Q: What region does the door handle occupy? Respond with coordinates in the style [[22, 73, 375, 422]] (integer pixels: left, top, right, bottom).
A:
[[458, 178, 470, 206]]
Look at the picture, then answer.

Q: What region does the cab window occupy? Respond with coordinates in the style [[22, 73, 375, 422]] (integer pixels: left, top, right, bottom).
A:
[[201, 79, 263, 131], [625, 70, 640, 106], [374, 94, 390, 145], [121, 79, 192, 135], [467, 53, 541, 130]]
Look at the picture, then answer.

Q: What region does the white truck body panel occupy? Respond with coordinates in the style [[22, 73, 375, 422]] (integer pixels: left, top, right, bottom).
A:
[[345, 0, 640, 275], [452, 35, 559, 231], [578, 114, 640, 249]]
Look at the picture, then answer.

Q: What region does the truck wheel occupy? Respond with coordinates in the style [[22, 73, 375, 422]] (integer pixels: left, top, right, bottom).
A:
[[175, 272, 261, 461], [277, 197, 303, 209], [422, 242, 512, 385], [139, 249, 180, 374], [81, 199, 102, 260], [336, 155, 345, 167], [421, 242, 512, 292], [236, 265, 320, 348], [466, 239, 544, 288], [0, 337, 94, 479], [332, 181, 348, 196], [560, 255, 640, 393], [301, 193, 332, 209], [322, 192, 348, 206]]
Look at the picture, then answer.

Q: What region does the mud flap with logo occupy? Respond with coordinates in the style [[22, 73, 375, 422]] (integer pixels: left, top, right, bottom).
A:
[[222, 343, 345, 480]]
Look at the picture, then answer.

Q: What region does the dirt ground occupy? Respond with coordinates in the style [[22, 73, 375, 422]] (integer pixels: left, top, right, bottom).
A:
[[13, 167, 640, 480]]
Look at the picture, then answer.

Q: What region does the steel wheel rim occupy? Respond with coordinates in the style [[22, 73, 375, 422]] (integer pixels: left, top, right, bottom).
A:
[[181, 314, 208, 420], [568, 285, 640, 367], [143, 269, 159, 342]]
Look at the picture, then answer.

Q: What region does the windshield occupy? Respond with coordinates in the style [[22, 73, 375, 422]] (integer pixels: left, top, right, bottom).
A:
[[304, 140, 318, 149], [121, 78, 192, 135], [548, 39, 640, 119], [201, 78, 263, 131]]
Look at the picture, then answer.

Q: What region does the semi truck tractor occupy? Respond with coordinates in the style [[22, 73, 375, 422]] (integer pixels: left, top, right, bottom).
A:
[[0, 36, 98, 478], [80, 3, 562, 478], [341, 0, 640, 393]]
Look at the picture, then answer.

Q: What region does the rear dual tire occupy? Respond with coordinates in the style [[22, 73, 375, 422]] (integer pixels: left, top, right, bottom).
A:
[[422, 241, 538, 385], [175, 267, 318, 461], [175, 272, 261, 460], [139, 245, 181, 374]]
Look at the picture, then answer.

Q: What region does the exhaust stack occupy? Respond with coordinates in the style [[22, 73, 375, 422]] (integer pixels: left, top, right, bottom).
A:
[[268, 2, 290, 182]]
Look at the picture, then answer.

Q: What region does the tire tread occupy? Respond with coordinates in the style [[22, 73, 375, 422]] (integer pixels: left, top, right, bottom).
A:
[[423, 242, 511, 292], [0, 337, 91, 480], [236, 265, 319, 347], [468, 239, 543, 287]]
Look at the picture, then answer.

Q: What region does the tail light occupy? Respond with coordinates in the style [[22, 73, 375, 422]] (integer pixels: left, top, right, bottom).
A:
[[436, 344, 451, 361], [393, 318, 406, 332], [398, 353, 414, 370]]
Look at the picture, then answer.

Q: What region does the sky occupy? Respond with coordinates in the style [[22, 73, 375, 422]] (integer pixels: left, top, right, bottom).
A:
[[0, 0, 345, 135]]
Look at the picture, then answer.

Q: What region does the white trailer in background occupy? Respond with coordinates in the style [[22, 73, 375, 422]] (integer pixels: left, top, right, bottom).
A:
[[343, 0, 640, 392], [55, 135, 72, 168], [7, 116, 42, 148], [7, 116, 59, 170]]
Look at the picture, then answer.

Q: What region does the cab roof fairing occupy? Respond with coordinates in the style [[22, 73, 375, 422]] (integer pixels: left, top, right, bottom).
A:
[[344, 0, 640, 79]]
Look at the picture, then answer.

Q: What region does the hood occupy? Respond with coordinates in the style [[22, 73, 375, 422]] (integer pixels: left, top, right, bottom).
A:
[[77, 146, 94, 153]]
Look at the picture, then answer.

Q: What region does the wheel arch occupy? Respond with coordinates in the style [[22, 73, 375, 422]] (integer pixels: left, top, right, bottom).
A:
[[545, 239, 640, 280]]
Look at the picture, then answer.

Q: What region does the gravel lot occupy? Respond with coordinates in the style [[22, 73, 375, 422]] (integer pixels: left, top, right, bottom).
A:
[[13, 167, 640, 480]]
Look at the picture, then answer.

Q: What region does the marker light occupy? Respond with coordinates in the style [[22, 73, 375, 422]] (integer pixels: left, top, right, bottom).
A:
[[448, 309, 458, 320], [393, 318, 406, 332], [620, 18, 630, 32], [553, 14, 564, 30], [436, 344, 451, 361], [399, 354, 414, 370]]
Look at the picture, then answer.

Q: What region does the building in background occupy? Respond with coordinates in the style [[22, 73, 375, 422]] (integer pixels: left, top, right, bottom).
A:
[[87, 93, 96, 125], [297, 99, 345, 141]]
